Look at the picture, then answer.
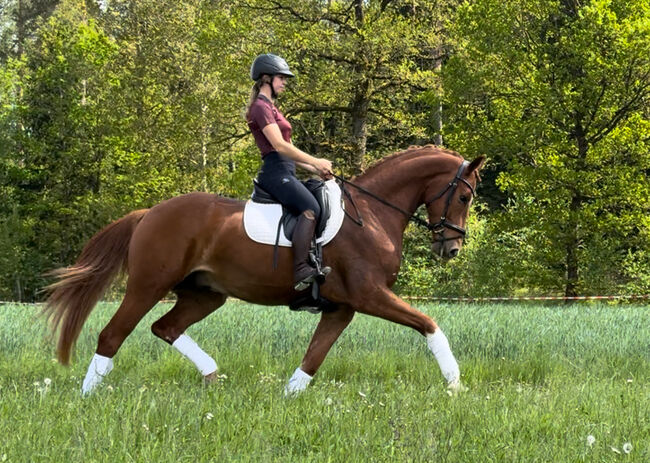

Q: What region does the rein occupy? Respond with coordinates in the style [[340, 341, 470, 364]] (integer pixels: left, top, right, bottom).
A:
[[333, 161, 476, 241]]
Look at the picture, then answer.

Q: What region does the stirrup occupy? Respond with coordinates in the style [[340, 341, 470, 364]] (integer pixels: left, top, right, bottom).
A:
[[294, 266, 331, 291]]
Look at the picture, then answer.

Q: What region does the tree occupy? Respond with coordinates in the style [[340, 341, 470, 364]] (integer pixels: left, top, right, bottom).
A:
[[444, 0, 650, 296], [237, 0, 453, 174], [0, 0, 59, 60]]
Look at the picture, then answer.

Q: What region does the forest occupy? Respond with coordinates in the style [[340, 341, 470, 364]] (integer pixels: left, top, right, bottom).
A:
[[1, 0, 648, 301]]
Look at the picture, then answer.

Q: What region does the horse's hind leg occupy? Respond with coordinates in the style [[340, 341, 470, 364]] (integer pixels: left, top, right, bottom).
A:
[[151, 288, 226, 381], [82, 284, 167, 395]]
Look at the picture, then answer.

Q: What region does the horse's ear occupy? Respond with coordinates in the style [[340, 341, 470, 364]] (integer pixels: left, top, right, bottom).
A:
[[467, 156, 486, 174]]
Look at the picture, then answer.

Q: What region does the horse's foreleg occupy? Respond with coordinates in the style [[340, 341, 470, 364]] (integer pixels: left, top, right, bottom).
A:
[[151, 289, 226, 381], [284, 306, 355, 396], [356, 288, 464, 391]]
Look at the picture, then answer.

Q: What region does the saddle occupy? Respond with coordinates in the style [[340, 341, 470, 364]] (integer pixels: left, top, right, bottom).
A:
[[251, 178, 331, 241], [248, 178, 340, 314]]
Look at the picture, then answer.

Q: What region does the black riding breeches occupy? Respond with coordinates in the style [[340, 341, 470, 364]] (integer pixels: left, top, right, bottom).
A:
[[257, 151, 321, 218]]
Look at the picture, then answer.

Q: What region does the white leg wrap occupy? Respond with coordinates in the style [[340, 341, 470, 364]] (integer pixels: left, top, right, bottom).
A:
[[284, 367, 313, 396], [427, 329, 460, 384], [82, 353, 114, 396], [172, 334, 217, 376]]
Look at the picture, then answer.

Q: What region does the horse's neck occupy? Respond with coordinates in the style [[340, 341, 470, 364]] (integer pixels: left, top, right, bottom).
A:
[[356, 153, 457, 219]]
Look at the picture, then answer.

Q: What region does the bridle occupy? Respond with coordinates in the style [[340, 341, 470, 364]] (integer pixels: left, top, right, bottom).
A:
[[423, 161, 477, 241], [335, 161, 477, 242]]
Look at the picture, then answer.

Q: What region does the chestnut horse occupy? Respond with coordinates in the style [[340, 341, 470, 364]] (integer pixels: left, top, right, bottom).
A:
[[44, 145, 484, 395]]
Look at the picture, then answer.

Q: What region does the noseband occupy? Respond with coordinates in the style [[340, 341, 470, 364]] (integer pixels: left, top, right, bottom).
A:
[[423, 161, 476, 241], [335, 161, 476, 241]]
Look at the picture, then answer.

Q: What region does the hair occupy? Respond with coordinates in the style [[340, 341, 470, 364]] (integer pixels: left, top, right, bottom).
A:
[[246, 74, 273, 119]]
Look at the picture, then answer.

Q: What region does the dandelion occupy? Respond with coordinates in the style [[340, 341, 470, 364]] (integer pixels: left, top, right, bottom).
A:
[[205, 412, 214, 420], [107, 385, 114, 392], [44, 378, 52, 386], [623, 443, 632, 454], [586, 435, 596, 447], [324, 397, 333, 406], [611, 446, 621, 454]]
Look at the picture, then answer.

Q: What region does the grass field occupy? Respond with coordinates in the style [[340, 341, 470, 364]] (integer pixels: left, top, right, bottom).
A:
[[0, 300, 648, 462]]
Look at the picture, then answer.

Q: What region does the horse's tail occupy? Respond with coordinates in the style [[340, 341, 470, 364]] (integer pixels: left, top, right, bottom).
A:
[[43, 209, 148, 365]]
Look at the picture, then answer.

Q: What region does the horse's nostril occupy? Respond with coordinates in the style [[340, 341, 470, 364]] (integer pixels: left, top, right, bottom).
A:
[[449, 248, 459, 258]]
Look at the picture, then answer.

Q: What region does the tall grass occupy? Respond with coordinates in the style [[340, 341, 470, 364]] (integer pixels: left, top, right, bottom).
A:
[[0, 301, 648, 462]]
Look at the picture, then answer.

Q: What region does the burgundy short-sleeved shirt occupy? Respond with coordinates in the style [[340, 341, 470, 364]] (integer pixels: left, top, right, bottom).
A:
[[247, 95, 292, 157]]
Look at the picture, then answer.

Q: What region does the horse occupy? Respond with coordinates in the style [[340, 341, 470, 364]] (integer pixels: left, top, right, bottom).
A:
[[43, 145, 485, 395]]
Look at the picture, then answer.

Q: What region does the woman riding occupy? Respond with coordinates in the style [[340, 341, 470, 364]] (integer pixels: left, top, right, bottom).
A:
[[246, 53, 333, 291]]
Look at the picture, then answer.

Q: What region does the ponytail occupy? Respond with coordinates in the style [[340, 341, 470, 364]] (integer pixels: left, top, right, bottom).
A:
[[246, 75, 273, 119]]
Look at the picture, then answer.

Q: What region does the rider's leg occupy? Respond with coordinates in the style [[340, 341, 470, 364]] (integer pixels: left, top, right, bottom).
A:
[[258, 166, 331, 290], [292, 210, 321, 290]]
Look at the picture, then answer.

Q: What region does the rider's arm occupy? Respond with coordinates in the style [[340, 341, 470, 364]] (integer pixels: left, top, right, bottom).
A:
[[262, 123, 332, 177], [296, 161, 318, 174]]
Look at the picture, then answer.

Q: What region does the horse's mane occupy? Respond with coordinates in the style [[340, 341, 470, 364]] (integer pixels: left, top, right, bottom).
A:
[[356, 144, 462, 181]]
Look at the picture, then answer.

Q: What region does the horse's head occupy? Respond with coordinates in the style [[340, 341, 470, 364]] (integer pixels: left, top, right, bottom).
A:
[[424, 156, 485, 260]]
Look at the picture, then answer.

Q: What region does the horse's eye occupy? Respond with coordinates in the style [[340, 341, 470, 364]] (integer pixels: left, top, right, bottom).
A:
[[460, 195, 469, 204]]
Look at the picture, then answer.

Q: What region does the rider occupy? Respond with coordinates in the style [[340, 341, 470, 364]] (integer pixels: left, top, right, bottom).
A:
[[246, 53, 333, 291]]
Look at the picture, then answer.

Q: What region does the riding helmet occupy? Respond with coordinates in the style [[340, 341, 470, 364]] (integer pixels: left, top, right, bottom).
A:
[[250, 53, 295, 81]]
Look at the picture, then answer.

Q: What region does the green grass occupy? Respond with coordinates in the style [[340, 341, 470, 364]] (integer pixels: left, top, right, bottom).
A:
[[0, 301, 648, 462]]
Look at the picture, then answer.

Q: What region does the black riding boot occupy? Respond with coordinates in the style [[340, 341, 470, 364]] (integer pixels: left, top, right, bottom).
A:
[[292, 212, 330, 291]]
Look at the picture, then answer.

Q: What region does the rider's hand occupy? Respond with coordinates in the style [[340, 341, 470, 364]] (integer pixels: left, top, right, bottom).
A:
[[313, 158, 333, 180]]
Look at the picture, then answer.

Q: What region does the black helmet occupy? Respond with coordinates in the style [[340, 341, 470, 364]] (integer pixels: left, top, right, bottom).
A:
[[250, 53, 295, 81]]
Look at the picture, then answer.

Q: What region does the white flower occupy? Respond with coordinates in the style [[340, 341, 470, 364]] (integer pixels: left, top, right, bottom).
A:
[[324, 397, 333, 406], [43, 378, 52, 386], [586, 435, 596, 447], [623, 442, 632, 454], [205, 412, 214, 420]]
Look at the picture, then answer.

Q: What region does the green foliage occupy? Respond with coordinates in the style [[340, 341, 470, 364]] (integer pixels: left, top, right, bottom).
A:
[[396, 204, 519, 297], [1, 0, 648, 300], [444, 0, 650, 296]]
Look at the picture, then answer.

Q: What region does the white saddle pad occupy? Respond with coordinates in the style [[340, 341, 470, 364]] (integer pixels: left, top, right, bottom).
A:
[[243, 179, 345, 247]]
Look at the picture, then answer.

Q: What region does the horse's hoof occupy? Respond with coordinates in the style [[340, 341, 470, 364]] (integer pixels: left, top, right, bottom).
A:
[[204, 372, 225, 385], [446, 379, 468, 396]]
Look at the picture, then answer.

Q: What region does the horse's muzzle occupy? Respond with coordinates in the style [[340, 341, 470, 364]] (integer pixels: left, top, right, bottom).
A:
[[431, 240, 462, 260]]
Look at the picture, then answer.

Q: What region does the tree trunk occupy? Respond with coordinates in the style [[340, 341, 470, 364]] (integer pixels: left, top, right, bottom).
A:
[[349, 0, 368, 175], [200, 103, 208, 192], [350, 81, 369, 175], [565, 194, 580, 299], [433, 55, 443, 146], [565, 127, 588, 299]]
